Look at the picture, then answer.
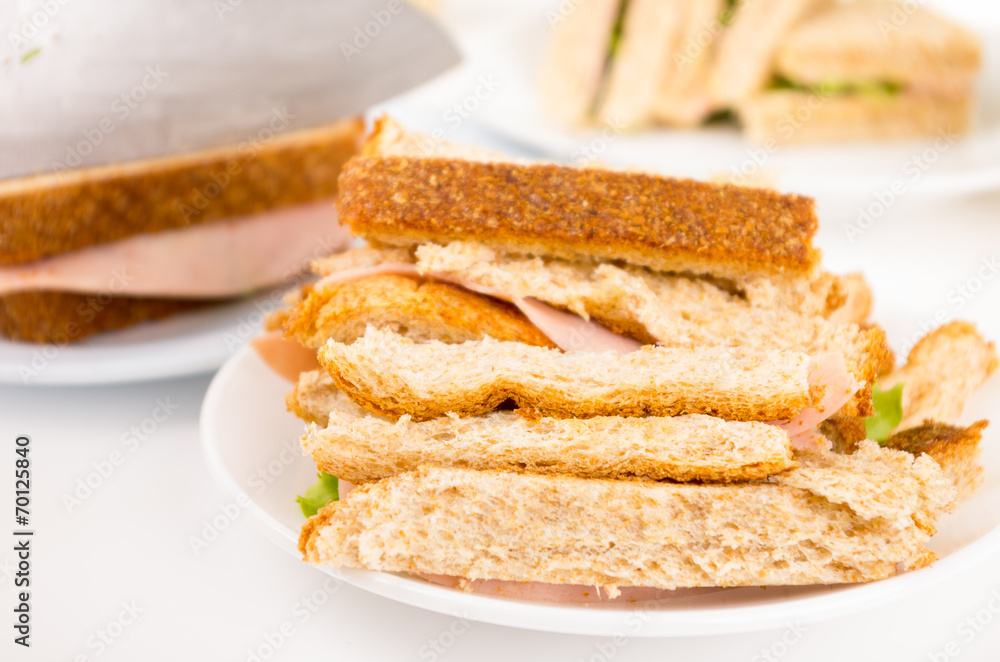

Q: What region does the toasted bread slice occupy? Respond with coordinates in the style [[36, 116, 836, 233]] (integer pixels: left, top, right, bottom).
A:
[[318, 326, 815, 422], [416, 242, 889, 417], [708, 0, 830, 107], [284, 274, 555, 350], [775, 1, 981, 88], [882, 321, 998, 430], [886, 420, 988, 501], [538, 0, 620, 125], [1, 117, 363, 266], [740, 90, 973, 144], [286, 370, 374, 426], [303, 410, 795, 483], [0, 290, 209, 344], [339, 117, 820, 281], [300, 442, 953, 590]]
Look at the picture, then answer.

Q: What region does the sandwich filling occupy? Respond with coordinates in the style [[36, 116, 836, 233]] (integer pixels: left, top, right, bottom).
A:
[[0, 200, 350, 299]]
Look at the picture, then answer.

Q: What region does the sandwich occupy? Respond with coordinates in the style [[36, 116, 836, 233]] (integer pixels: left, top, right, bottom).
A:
[[261, 117, 994, 597], [738, 1, 981, 144], [0, 117, 363, 343], [539, 0, 830, 129], [539, 0, 981, 144]]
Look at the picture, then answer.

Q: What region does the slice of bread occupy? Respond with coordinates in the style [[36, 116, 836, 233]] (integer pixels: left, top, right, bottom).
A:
[[886, 420, 988, 501], [0, 290, 209, 344], [415, 242, 889, 417], [2, 117, 363, 266], [303, 410, 795, 483], [286, 370, 375, 426], [652, 0, 723, 127], [300, 442, 953, 590], [708, 0, 830, 107], [739, 91, 973, 145], [775, 1, 981, 88], [538, 0, 620, 126], [882, 321, 998, 430], [338, 117, 820, 281], [318, 326, 815, 421], [284, 274, 555, 350], [596, 0, 684, 128]]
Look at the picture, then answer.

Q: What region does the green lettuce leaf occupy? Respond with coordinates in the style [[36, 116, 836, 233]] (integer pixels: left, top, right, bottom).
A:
[[296, 472, 339, 518], [865, 382, 904, 443], [769, 75, 901, 96]]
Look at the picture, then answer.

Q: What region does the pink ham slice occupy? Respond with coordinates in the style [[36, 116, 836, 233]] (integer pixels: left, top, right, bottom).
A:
[[314, 263, 642, 354], [282, 263, 856, 435], [0, 199, 349, 298], [250, 331, 319, 382], [769, 353, 860, 448]]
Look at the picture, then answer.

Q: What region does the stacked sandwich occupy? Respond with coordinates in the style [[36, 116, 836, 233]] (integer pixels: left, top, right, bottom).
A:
[[272, 117, 995, 595], [540, 0, 981, 143], [0, 118, 362, 343]]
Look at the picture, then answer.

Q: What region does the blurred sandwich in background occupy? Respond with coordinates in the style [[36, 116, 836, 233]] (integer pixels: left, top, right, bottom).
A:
[[540, 0, 981, 143]]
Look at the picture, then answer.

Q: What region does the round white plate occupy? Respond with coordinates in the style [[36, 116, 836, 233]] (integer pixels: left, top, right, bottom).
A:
[[0, 294, 279, 385], [452, 1, 1000, 198], [200, 343, 1000, 637]]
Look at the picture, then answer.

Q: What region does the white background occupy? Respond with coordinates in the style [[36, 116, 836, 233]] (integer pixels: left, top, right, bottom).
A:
[[4, 0, 1000, 660]]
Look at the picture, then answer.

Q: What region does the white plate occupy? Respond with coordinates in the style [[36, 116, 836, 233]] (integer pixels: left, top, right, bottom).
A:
[[200, 343, 1000, 637], [0, 294, 279, 385], [454, 1, 1000, 197]]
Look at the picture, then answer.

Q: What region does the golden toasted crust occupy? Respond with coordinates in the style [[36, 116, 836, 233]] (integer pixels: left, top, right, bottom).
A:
[[303, 411, 797, 483], [883, 321, 998, 429], [820, 416, 868, 453], [284, 274, 555, 350], [337, 156, 821, 281], [0, 290, 208, 344], [1, 117, 363, 265], [886, 420, 988, 500]]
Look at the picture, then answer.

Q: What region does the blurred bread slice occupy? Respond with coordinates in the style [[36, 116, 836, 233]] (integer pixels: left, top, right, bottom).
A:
[[775, 1, 981, 90], [708, 0, 830, 107], [740, 90, 973, 145], [653, 0, 723, 127], [539, 0, 620, 125], [596, 0, 684, 128]]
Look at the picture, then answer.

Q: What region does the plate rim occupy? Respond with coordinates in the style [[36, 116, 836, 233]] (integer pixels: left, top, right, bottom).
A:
[[199, 344, 1000, 637], [0, 296, 270, 387]]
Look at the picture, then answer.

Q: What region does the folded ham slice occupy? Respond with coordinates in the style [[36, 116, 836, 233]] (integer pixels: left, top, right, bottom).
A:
[[270, 264, 858, 437], [0, 199, 349, 298], [314, 263, 642, 354]]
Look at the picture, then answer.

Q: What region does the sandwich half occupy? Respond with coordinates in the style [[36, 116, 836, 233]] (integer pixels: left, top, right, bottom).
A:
[[0, 117, 363, 342], [266, 117, 992, 596], [740, 1, 981, 144]]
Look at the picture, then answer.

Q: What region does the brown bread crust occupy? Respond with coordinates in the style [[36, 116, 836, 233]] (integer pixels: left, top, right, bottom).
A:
[[0, 290, 209, 343], [1, 117, 363, 265], [337, 156, 821, 280], [886, 420, 988, 500]]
